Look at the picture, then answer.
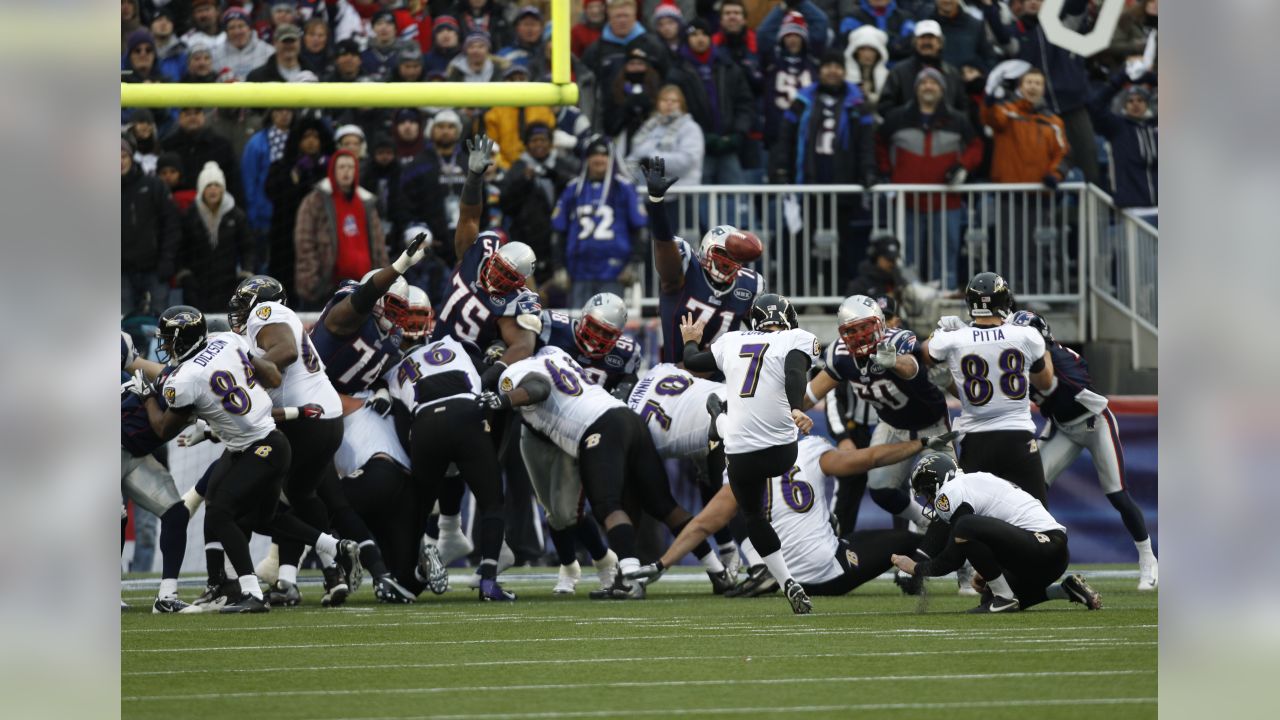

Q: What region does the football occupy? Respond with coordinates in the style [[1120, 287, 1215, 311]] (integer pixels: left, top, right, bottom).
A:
[[726, 229, 763, 262]]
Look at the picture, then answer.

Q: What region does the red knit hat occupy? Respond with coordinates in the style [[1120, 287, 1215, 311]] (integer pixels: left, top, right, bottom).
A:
[[779, 11, 809, 44], [654, 0, 683, 23]]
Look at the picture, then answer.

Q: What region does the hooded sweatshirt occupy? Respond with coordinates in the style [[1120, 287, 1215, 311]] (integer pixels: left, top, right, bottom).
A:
[[293, 147, 388, 302], [844, 25, 890, 109]]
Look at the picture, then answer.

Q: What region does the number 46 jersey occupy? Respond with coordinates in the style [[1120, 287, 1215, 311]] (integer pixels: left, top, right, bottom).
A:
[[927, 323, 1046, 435], [821, 327, 946, 432], [386, 336, 482, 413]]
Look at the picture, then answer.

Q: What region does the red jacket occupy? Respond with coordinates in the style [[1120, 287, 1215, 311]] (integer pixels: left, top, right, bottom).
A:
[[876, 102, 983, 211], [571, 22, 602, 58]]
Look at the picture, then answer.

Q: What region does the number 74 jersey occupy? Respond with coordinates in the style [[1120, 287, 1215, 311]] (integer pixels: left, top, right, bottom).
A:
[[927, 323, 1046, 434]]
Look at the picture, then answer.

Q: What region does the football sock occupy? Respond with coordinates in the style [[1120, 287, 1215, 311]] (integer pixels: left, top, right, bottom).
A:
[[550, 526, 578, 567], [604, 522, 638, 561], [700, 552, 726, 573], [204, 542, 226, 583], [278, 564, 299, 586], [618, 557, 641, 577], [1046, 583, 1069, 601], [478, 558, 497, 581], [477, 510, 505, 572], [358, 540, 391, 579], [1135, 537, 1155, 559], [438, 513, 462, 535], [717, 539, 738, 559], [314, 533, 339, 566], [158, 578, 178, 599], [987, 574, 1014, 600], [741, 538, 763, 568], [576, 520, 608, 561], [1106, 491, 1150, 544], [238, 574, 263, 600], [438, 474, 466, 516], [158, 503, 189, 582], [898, 502, 929, 528], [121, 513, 128, 552], [181, 486, 203, 514], [205, 505, 253, 577], [759, 549, 792, 585]]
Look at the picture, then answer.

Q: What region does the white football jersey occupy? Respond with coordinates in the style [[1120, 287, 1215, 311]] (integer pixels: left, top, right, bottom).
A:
[[334, 394, 410, 478], [927, 323, 1045, 434], [244, 301, 342, 417], [386, 336, 481, 412], [933, 471, 1065, 533], [162, 332, 276, 452], [711, 328, 821, 454], [627, 363, 726, 459], [501, 346, 624, 457], [767, 435, 842, 585]]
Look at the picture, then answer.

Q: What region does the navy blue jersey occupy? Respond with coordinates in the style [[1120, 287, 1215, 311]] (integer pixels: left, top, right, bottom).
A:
[[822, 327, 947, 432], [537, 310, 642, 391], [430, 236, 542, 357], [1034, 343, 1102, 424], [310, 281, 405, 395], [658, 238, 764, 362], [121, 392, 165, 457]]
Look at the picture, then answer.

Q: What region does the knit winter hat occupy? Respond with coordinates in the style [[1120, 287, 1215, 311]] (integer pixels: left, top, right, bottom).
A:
[[654, 0, 683, 23], [431, 109, 463, 129], [197, 161, 226, 196], [687, 18, 712, 37], [126, 29, 156, 56], [156, 152, 182, 173], [464, 31, 492, 50], [914, 66, 946, 91], [221, 7, 251, 29], [779, 11, 809, 44], [433, 15, 460, 37], [334, 124, 366, 143]]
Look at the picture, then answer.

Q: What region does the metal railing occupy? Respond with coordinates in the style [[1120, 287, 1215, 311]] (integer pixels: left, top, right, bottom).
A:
[[1085, 184, 1158, 368]]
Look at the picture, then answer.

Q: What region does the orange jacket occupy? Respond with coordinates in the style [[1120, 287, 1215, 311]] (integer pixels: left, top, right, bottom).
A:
[[484, 105, 558, 170], [981, 97, 1070, 183]]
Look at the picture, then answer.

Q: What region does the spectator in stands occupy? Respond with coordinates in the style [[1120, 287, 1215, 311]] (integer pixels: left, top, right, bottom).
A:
[[176, 161, 253, 311], [653, 1, 685, 56], [424, 16, 462, 76], [182, 43, 219, 83], [1088, 68, 1157, 210], [878, 21, 967, 117], [215, 7, 274, 81], [156, 153, 191, 211], [121, 0, 142, 51], [241, 108, 295, 269], [982, 67, 1068, 186], [553, 138, 647, 307], [713, 0, 763, 95], [335, 124, 367, 156], [602, 43, 663, 145], [123, 30, 165, 84], [164, 108, 244, 202], [447, 31, 507, 82], [840, 0, 917, 62], [393, 109, 428, 162], [405, 110, 468, 262], [300, 17, 334, 76], [126, 109, 162, 175], [183, 0, 225, 50], [457, 0, 513, 50], [843, 25, 890, 115], [683, 19, 754, 185], [363, 10, 402, 81], [499, 6, 548, 79], [500, 122, 579, 287], [362, 134, 409, 250], [294, 149, 390, 307], [877, 67, 983, 289], [925, 0, 999, 74], [122, 136, 180, 316], [572, 0, 607, 58], [486, 65, 558, 170], [391, 41, 426, 82], [627, 84, 705, 192], [149, 8, 187, 82], [764, 14, 817, 143], [265, 1, 300, 39], [1005, 0, 1098, 184], [247, 24, 309, 82], [846, 233, 908, 300], [264, 116, 334, 300], [583, 0, 661, 126], [1104, 0, 1158, 76], [757, 0, 830, 65], [327, 39, 365, 81]]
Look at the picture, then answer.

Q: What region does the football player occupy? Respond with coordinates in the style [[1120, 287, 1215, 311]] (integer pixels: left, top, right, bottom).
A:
[[641, 156, 765, 361], [803, 295, 950, 527], [627, 433, 957, 595], [921, 273, 1056, 504], [482, 346, 714, 599], [893, 454, 1103, 613], [1010, 311, 1158, 590], [679, 293, 822, 614], [142, 306, 355, 613]]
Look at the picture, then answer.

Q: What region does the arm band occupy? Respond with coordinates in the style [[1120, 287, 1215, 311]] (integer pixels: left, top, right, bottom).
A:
[[480, 361, 508, 391], [520, 375, 552, 403], [805, 385, 820, 407], [283, 407, 299, 420], [784, 349, 811, 411], [350, 278, 383, 315], [647, 198, 674, 242], [1029, 356, 1046, 374], [462, 170, 483, 206]]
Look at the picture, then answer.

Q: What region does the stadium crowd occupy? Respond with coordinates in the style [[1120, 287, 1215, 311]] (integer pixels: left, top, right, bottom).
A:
[[122, 0, 1158, 318]]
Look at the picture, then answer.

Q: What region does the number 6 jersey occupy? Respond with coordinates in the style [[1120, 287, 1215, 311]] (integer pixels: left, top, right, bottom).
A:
[[162, 332, 276, 452], [927, 322, 1046, 434], [500, 346, 624, 457], [711, 328, 821, 455], [821, 327, 947, 432]]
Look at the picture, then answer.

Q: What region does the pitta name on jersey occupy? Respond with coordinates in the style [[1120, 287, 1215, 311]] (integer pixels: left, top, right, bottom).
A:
[[972, 327, 1006, 342]]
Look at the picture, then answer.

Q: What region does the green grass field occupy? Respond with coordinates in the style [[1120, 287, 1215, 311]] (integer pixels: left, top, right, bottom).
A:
[[121, 566, 1156, 719]]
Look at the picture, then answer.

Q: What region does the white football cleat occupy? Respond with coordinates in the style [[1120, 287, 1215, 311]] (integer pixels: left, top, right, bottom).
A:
[[1138, 556, 1158, 591], [255, 543, 281, 586], [956, 562, 980, 596], [554, 561, 581, 594], [594, 549, 618, 589], [436, 526, 475, 566], [718, 544, 741, 582]]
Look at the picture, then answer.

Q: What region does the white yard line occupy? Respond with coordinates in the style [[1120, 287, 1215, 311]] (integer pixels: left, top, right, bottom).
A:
[[123, 643, 1156, 677], [123, 670, 1153, 702]]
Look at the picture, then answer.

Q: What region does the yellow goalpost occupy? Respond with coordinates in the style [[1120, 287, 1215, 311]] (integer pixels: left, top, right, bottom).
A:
[[120, 0, 578, 108]]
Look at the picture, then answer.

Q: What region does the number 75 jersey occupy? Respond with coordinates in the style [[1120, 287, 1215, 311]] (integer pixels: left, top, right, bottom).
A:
[[927, 323, 1046, 434], [821, 328, 947, 432]]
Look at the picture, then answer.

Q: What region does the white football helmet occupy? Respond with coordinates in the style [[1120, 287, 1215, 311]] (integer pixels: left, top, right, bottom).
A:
[[836, 295, 885, 359], [699, 225, 744, 286], [360, 269, 411, 333], [480, 240, 536, 295], [576, 292, 628, 358], [402, 285, 435, 341]]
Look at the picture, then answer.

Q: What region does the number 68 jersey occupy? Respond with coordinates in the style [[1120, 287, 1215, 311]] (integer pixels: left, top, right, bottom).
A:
[[500, 346, 624, 458], [821, 327, 947, 432], [162, 332, 276, 452], [927, 323, 1046, 434]]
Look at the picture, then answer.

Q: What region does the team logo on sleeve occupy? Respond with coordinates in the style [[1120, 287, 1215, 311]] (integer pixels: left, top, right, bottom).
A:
[[256, 305, 272, 320], [844, 549, 860, 568], [163, 387, 176, 404], [812, 338, 821, 356], [500, 377, 514, 392], [934, 493, 951, 513]]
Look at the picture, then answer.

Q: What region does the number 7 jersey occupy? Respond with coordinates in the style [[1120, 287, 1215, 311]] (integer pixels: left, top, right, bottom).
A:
[[711, 328, 821, 454], [927, 323, 1046, 434]]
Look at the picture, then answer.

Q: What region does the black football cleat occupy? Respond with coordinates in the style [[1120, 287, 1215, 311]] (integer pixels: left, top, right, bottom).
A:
[[967, 594, 1020, 613], [219, 593, 270, 614], [189, 578, 239, 612], [894, 569, 924, 596], [266, 579, 302, 607], [724, 565, 780, 598], [336, 539, 363, 592], [374, 575, 417, 604], [151, 596, 191, 614], [588, 573, 644, 600], [418, 541, 450, 595], [783, 578, 813, 615], [478, 578, 517, 602], [707, 569, 734, 595], [321, 565, 350, 607], [1061, 573, 1103, 610]]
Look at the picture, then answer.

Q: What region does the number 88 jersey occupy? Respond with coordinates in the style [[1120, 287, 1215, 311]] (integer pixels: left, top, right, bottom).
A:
[[926, 323, 1046, 434], [821, 327, 947, 433], [162, 332, 276, 452]]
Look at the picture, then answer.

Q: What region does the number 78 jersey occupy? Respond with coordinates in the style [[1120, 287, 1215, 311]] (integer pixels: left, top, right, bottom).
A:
[[927, 323, 1046, 434], [627, 363, 725, 459]]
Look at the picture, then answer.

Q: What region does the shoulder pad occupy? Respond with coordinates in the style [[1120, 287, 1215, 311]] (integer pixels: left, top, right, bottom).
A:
[[517, 313, 543, 334]]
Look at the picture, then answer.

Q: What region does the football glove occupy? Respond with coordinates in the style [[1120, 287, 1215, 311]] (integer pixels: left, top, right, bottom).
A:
[[920, 430, 960, 451], [477, 390, 512, 411], [365, 387, 393, 417]]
